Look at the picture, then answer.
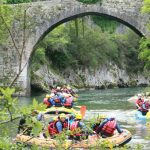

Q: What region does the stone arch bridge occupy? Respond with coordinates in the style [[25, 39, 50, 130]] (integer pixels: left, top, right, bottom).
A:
[[0, 0, 149, 96]]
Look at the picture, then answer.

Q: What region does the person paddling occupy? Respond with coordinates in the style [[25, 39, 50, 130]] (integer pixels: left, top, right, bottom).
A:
[[92, 116, 123, 138]]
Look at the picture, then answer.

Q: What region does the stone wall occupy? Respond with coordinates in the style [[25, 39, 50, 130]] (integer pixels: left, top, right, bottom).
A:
[[0, 0, 149, 95]]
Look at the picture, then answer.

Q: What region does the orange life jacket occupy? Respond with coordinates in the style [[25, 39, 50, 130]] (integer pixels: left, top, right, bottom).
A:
[[101, 120, 116, 135], [48, 120, 68, 136]]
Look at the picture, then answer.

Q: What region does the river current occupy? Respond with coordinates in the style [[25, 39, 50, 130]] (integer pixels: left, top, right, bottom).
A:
[[17, 87, 150, 149]]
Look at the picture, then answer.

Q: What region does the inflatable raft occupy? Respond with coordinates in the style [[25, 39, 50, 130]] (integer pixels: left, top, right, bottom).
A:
[[39, 106, 81, 120], [135, 111, 150, 120], [15, 129, 132, 148], [42, 106, 79, 115]]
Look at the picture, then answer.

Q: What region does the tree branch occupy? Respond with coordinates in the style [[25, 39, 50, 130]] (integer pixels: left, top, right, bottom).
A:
[[0, 116, 21, 125], [9, 61, 28, 87], [7, 107, 13, 121], [0, 14, 21, 57]]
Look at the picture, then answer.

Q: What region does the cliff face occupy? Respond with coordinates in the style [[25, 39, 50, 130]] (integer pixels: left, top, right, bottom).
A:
[[31, 63, 150, 91]]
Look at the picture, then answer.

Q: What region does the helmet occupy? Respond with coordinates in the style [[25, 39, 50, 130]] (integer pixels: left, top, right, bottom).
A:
[[57, 86, 61, 90], [50, 93, 55, 97], [76, 113, 82, 120], [137, 94, 142, 97], [46, 94, 50, 98], [53, 116, 58, 121], [60, 113, 66, 119], [98, 114, 106, 119]]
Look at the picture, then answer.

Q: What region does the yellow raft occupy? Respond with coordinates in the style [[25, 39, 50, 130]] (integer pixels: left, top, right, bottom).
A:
[[15, 129, 132, 148], [42, 106, 80, 115], [40, 106, 81, 120]]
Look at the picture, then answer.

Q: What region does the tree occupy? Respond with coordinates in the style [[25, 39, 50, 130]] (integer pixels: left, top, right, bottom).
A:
[[139, 0, 150, 71], [0, 87, 46, 149], [0, 4, 40, 89]]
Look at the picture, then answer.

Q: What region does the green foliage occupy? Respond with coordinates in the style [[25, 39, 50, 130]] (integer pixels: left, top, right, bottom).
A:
[[0, 88, 47, 149], [78, 0, 102, 4], [6, 0, 31, 4], [0, 5, 13, 45], [139, 38, 150, 70], [141, 0, 150, 13], [92, 16, 119, 33], [139, 0, 150, 71], [32, 17, 142, 75], [31, 47, 46, 70]]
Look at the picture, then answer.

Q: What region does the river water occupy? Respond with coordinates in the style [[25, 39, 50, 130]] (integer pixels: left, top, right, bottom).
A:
[[16, 87, 150, 149]]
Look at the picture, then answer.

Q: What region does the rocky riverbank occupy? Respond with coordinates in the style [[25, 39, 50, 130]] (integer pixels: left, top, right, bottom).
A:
[[31, 63, 150, 92]]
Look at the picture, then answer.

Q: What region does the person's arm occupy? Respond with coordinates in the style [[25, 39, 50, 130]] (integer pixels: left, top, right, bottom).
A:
[[49, 98, 55, 106], [116, 123, 123, 134], [56, 121, 63, 133], [135, 100, 140, 109], [96, 119, 108, 133]]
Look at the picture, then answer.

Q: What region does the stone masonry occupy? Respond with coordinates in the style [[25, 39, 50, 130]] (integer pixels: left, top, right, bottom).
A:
[[0, 0, 149, 95]]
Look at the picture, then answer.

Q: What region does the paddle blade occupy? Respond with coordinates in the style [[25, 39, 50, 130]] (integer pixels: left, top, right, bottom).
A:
[[146, 111, 150, 119], [80, 105, 86, 118]]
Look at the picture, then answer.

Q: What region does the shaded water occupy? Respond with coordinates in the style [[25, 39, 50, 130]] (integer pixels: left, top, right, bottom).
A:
[[7, 87, 150, 149]]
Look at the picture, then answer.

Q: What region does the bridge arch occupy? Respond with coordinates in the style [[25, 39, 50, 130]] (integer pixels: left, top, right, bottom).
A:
[[7, 0, 150, 95]]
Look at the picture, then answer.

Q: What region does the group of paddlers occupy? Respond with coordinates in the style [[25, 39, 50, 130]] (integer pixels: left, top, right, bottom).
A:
[[43, 85, 78, 108], [18, 85, 124, 141], [47, 113, 123, 140], [135, 94, 150, 116], [18, 112, 123, 140]]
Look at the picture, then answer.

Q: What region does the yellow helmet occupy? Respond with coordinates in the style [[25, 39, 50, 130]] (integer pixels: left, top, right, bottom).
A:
[[98, 114, 106, 119], [53, 116, 58, 121], [60, 113, 66, 119], [76, 113, 82, 120], [46, 94, 50, 98]]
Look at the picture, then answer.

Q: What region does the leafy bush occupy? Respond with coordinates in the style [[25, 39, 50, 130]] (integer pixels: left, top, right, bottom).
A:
[[6, 0, 31, 4], [78, 0, 102, 4]]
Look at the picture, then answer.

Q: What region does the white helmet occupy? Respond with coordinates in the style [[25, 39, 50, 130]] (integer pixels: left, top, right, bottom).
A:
[[137, 94, 142, 97]]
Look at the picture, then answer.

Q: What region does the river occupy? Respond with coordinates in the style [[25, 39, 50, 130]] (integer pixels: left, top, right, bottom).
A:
[[13, 87, 150, 149]]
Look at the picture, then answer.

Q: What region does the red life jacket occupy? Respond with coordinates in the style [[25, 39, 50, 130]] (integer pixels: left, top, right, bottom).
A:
[[64, 97, 73, 107], [141, 101, 150, 112], [70, 121, 79, 131], [43, 98, 51, 107], [70, 121, 82, 136], [101, 120, 116, 135], [48, 120, 68, 135], [136, 99, 144, 107]]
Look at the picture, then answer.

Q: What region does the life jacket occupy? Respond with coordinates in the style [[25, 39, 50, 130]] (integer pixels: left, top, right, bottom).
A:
[[43, 98, 51, 107], [141, 101, 150, 112], [70, 121, 79, 131], [64, 97, 73, 107], [101, 120, 116, 135], [54, 96, 61, 103], [136, 99, 144, 107], [48, 121, 58, 135], [69, 121, 82, 137], [48, 120, 68, 135]]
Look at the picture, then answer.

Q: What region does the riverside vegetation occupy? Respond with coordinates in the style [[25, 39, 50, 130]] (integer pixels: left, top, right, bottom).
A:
[[0, 0, 150, 149]]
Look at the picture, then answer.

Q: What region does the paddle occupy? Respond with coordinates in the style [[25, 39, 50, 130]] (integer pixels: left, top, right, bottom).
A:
[[80, 105, 86, 118], [74, 105, 82, 109], [146, 111, 150, 119]]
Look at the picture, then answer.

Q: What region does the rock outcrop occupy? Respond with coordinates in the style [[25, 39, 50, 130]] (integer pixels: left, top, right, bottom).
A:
[[31, 63, 150, 91]]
